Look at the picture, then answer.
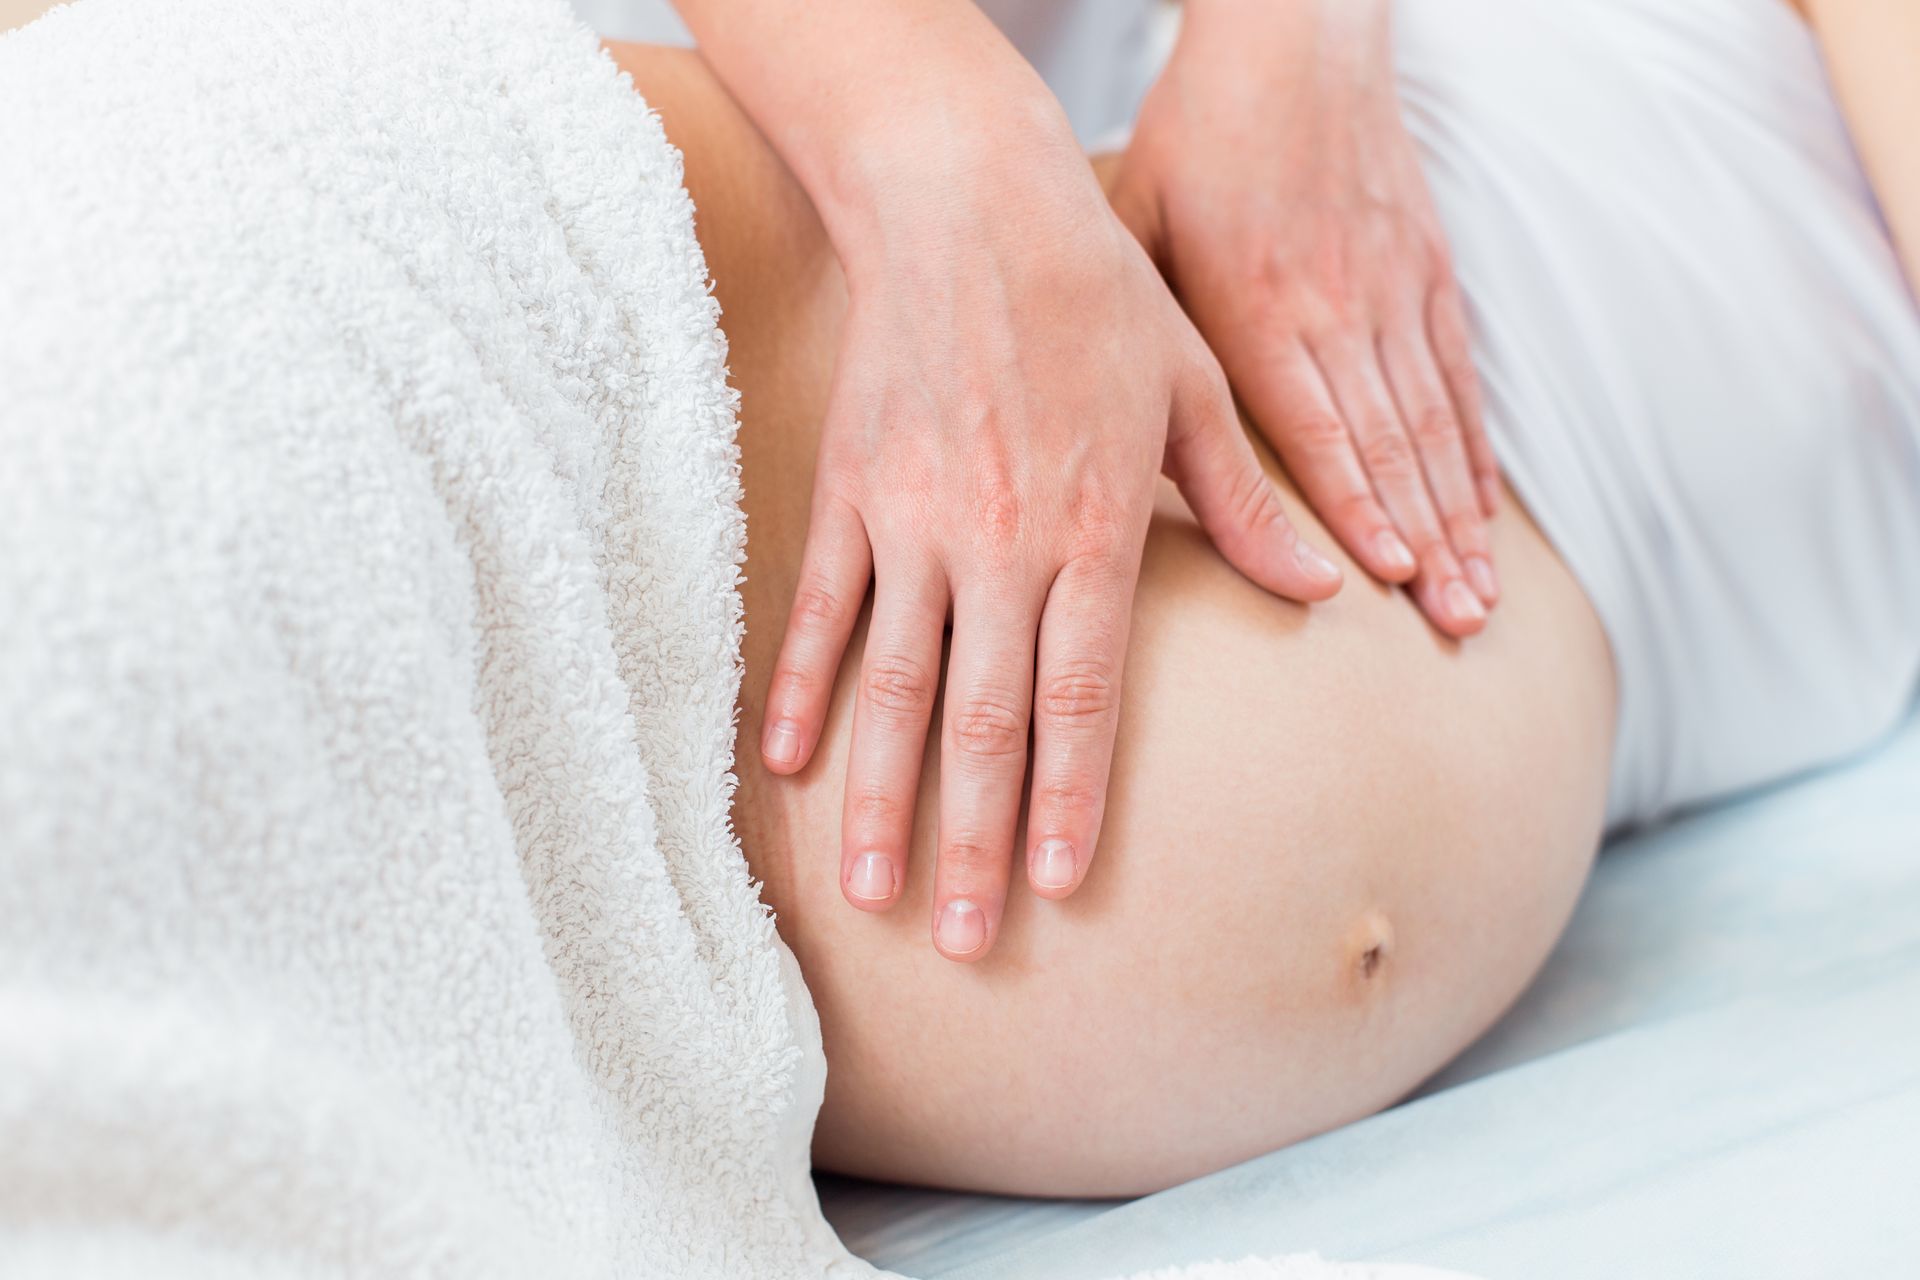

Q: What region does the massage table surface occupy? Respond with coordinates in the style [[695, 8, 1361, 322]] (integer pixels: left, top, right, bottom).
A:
[[818, 703, 1920, 1278]]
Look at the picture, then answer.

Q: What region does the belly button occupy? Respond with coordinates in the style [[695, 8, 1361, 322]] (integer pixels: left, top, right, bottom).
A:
[[1344, 908, 1396, 985]]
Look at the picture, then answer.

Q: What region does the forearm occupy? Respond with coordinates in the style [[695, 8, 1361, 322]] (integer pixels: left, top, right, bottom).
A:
[[1805, 0, 1920, 290], [669, 0, 1080, 255]]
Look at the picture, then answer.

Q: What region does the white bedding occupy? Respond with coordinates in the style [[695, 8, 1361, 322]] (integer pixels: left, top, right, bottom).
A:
[[824, 701, 1920, 1277]]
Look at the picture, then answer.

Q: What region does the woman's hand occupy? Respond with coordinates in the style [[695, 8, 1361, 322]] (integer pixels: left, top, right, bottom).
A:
[[760, 123, 1342, 961], [676, 0, 1338, 960], [1109, 0, 1501, 637]]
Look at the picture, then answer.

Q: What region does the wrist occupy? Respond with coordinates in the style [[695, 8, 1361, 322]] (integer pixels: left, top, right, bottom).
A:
[[1177, 0, 1390, 80], [822, 80, 1076, 230], [699, 2, 1084, 264], [818, 88, 1103, 290]]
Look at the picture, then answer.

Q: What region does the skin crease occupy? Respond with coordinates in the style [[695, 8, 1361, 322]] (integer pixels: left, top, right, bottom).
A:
[[670, 0, 1495, 968], [603, 43, 1618, 1197]]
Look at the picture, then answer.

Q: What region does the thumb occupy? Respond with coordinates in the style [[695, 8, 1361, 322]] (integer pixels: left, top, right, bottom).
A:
[[1164, 362, 1344, 603]]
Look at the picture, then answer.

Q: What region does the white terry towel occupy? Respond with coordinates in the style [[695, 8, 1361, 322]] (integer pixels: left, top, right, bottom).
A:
[[0, 1, 1479, 1277]]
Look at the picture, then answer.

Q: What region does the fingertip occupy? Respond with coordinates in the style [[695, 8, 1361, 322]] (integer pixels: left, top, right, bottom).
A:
[[1464, 554, 1500, 608], [1432, 576, 1489, 637], [760, 714, 812, 774], [1368, 530, 1420, 584], [933, 897, 992, 962], [844, 850, 899, 911], [1478, 474, 1502, 518], [1224, 519, 1345, 604], [1214, 530, 1305, 605], [1027, 837, 1081, 900], [1290, 541, 1346, 600]]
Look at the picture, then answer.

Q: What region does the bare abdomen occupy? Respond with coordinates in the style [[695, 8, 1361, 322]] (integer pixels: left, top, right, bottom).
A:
[[607, 39, 1618, 1198], [736, 472, 1614, 1196]]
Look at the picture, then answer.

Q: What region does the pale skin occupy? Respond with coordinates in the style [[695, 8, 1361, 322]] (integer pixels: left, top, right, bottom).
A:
[[1802, 0, 1920, 287], [605, 42, 1615, 1196], [671, 0, 1496, 964], [603, 0, 1919, 1198]]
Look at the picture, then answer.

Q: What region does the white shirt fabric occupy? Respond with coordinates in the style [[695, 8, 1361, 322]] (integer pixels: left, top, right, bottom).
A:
[[1396, 0, 1920, 828], [569, 0, 1164, 144]]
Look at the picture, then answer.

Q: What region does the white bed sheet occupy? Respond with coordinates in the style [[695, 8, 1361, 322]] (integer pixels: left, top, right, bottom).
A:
[[818, 700, 1920, 1278]]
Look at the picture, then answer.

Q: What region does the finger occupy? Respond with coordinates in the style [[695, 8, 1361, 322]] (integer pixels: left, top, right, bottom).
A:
[[932, 583, 1043, 962], [1379, 320, 1498, 607], [762, 490, 871, 774], [839, 554, 948, 912], [1313, 333, 1486, 638], [1429, 283, 1501, 517], [1025, 552, 1136, 900], [1228, 341, 1419, 585], [1163, 360, 1344, 602]]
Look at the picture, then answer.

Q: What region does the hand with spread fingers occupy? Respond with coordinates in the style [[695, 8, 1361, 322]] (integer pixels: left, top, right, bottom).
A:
[[760, 154, 1343, 962], [683, 0, 1344, 963], [1110, 0, 1502, 637]]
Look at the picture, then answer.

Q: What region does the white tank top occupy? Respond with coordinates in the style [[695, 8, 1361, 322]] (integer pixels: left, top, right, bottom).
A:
[[1395, 0, 1920, 827], [568, 0, 1164, 144]]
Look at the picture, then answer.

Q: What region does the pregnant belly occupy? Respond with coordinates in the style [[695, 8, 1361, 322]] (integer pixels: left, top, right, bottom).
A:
[[733, 467, 1617, 1197], [620, 38, 1620, 1195]]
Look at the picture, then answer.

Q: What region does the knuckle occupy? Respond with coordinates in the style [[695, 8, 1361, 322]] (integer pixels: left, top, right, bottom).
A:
[[1409, 406, 1458, 450], [949, 695, 1028, 762], [1247, 250, 1297, 312], [1063, 551, 1132, 605], [846, 784, 908, 833], [1290, 414, 1351, 449], [1034, 777, 1102, 819], [940, 836, 1005, 879], [971, 474, 1023, 546], [1358, 428, 1418, 478], [791, 582, 848, 633], [1439, 341, 1480, 386], [1299, 315, 1351, 353], [769, 662, 824, 706], [1248, 244, 1286, 291], [1188, 351, 1236, 407], [1334, 491, 1389, 533], [1070, 482, 1130, 543], [1227, 465, 1287, 538], [1036, 662, 1118, 726], [860, 655, 935, 721], [1444, 511, 1485, 551], [1303, 243, 1355, 318], [1064, 488, 1132, 562], [1410, 530, 1455, 564]]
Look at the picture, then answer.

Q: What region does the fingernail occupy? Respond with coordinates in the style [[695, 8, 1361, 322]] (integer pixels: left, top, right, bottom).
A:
[[763, 718, 802, 768], [848, 852, 895, 903], [1030, 839, 1077, 891], [936, 898, 987, 956], [1444, 579, 1486, 625], [1294, 542, 1342, 584], [1465, 555, 1498, 603], [1374, 532, 1417, 576]]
